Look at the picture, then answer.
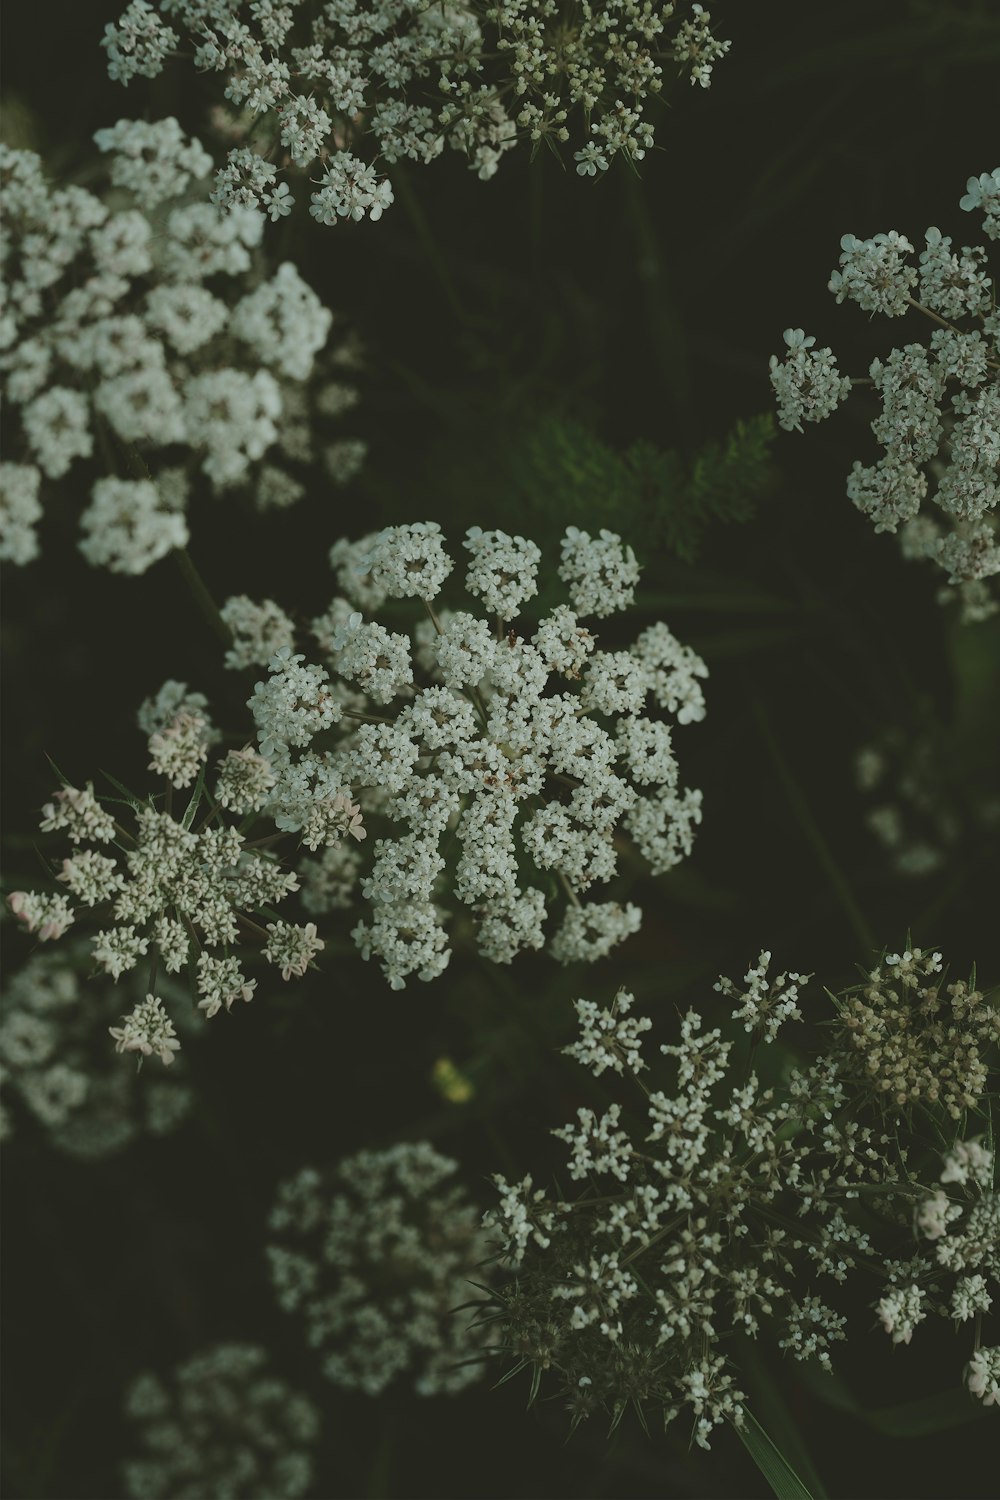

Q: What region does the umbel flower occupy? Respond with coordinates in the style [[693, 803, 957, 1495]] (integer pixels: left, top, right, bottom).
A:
[[0, 949, 193, 1158], [121, 1343, 319, 1500], [769, 170, 1000, 622], [226, 522, 707, 988], [8, 525, 703, 998], [829, 946, 999, 1118], [483, 948, 999, 1446], [0, 128, 362, 571], [267, 1142, 492, 1395], [102, 0, 730, 226], [6, 683, 323, 1053]]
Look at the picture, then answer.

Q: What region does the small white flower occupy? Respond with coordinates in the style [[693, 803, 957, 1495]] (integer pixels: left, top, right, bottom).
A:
[[266, 181, 295, 220]]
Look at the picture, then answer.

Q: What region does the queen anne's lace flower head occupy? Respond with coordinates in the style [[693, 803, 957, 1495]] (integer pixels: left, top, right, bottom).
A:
[[13, 521, 705, 996], [771, 174, 1000, 620], [230, 522, 705, 988], [267, 1143, 492, 1395], [831, 948, 998, 1118], [122, 1344, 319, 1500], [0, 951, 192, 1157], [484, 946, 999, 1444], [0, 135, 361, 571], [101, 0, 730, 225], [7, 686, 321, 1046]]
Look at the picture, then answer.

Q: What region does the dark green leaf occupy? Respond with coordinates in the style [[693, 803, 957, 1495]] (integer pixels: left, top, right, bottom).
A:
[[734, 1410, 816, 1500]]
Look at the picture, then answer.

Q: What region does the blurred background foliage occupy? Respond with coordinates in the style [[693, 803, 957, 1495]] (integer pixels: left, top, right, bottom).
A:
[[2, 1, 999, 1496]]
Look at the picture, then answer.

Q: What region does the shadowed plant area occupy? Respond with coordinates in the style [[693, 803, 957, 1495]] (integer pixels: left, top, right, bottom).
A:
[[0, 2, 997, 1498]]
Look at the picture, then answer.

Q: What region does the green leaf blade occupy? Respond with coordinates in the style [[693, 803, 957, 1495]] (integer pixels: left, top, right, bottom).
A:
[[734, 1410, 816, 1500]]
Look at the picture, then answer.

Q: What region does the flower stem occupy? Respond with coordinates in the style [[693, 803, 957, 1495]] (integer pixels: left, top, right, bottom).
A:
[[392, 163, 468, 324], [751, 697, 876, 956], [171, 547, 234, 650]]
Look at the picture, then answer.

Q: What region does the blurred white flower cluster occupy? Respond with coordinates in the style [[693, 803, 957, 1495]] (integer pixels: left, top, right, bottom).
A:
[[6, 681, 323, 1049], [769, 170, 1000, 622], [854, 725, 1000, 880], [0, 949, 193, 1156], [228, 521, 706, 988], [0, 127, 362, 572], [101, 0, 729, 224], [484, 948, 999, 1444], [267, 1141, 491, 1394], [122, 1343, 319, 1500]]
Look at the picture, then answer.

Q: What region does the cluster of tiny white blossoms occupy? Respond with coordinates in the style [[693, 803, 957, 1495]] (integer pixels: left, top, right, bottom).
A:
[[101, 0, 729, 225], [483, 948, 999, 1443], [876, 1136, 998, 1409], [830, 947, 999, 1119], [121, 1343, 319, 1500], [223, 521, 706, 989], [6, 682, 324, 1048], [267, 1142, 492, 1395], [0, 950, 193, 1157], [714, 949, 809, 1044], [0, 130, 362, 571], [769, 171, 1000, 621]]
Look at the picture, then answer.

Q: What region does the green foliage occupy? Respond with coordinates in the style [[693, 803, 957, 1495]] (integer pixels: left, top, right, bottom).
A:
[[735, 1411, 818, 1500], [500, 413, 775, 566], [738, 1346, 829, 1499]]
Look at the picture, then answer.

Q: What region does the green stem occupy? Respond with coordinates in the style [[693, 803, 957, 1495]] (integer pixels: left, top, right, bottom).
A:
[[172, 547, 233, 650], [751, 698, 876, 956], [392, 163, 468, 323], [557, 870, 582, 909], [621, 170, 692, 435], [93, 417, 233, 651]]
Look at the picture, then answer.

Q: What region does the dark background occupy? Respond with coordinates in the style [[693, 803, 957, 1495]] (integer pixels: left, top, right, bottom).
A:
[[2, 2, 999, 1496]]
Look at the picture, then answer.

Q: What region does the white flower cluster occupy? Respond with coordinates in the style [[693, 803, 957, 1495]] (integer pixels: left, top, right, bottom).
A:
[[0, 131, 361, 571], [0, 951, 192, 1157], [7, 692, 323, 1040], [122, 1343, 319, 1500], [876, 1137, 997, 1371], [484, 949, 999, 1443], [769, 328, 851, 433], [101, 0, 729, 222], [714, 949, 809, 1043], [109, 993, 181, 1066], [561, 988, 652, 1076], [103, 0, 178, 86], [832, 947, 999, 1119], [966, 1346, 1000, 1407], [267, 1142, 491, 1395], [229, 522, 705, 988], [770, 173, 1000, 621]]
